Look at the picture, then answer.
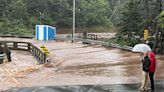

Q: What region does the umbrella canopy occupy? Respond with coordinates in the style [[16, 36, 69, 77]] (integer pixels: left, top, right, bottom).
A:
[[132, 44, 151, 52]]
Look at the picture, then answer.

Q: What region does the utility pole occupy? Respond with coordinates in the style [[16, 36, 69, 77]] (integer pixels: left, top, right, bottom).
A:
[[72, 0, 75, 43], [40, 12, 42, 25]]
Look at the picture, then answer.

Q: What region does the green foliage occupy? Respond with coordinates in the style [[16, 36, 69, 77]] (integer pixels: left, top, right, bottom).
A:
[[107, 36, 141, 46], [0, 0, 162, 38], [77, 0, 113, 27], [8, 0, 28, 21], [158, 11, 164, 28], [117, 0, 144, 37], [0, 0, 114, 36], [0, 19, 33, 36]]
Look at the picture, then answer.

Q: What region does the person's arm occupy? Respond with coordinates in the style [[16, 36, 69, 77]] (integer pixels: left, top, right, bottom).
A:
[[145, 58, 150, 71]]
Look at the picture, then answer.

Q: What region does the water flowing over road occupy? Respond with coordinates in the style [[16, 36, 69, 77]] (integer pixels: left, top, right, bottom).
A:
[[0, 38, 164, 91]]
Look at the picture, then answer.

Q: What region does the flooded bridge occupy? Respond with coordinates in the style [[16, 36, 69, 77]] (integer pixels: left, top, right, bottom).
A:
[[0, 37, 164, 91]]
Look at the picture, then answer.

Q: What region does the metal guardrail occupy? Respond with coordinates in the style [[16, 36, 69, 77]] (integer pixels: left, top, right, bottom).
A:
[[0, 41, 30, 51], [55, 37, 133, 51], [80, 39, 133, 51], [0, 54, 6, 59], [0, 41, 46, 64], [29, 43, 46, 64], [0, 35, 34, 39], [106, 43, 133, 51]]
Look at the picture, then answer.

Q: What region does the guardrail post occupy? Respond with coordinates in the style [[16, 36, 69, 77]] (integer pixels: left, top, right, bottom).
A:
[[94, 35, 97, 40], [0, 43, 2, 48], [43, 53, 46, 63], [13, 42, 17, 50], [28, 43, 31, 51], [83, 32, 87, 39], [91, 34, 93, 40]]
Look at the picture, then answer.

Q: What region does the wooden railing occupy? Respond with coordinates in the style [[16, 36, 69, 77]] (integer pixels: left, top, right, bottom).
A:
[[87, 34, 98, 40], [0, 41, 46, 64], [83, 32, 98, 40]]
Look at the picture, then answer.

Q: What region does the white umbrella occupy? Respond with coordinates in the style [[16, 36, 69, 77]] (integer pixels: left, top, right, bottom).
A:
[[132, 44, 151, 52]]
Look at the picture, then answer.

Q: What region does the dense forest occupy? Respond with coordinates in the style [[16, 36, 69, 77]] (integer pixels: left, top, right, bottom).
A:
[[0, 0, 164, 52], [0, 0, 115, 35], [110, 0, 164, 53]]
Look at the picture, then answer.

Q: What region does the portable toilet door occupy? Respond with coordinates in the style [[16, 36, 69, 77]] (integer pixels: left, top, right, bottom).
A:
[[47, 26, 56, 40], [36, 25, 56, 41], [35, 25, 45, 41]]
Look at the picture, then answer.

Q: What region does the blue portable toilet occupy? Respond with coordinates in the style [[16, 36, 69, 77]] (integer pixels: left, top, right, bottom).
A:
[[35, 25, 56, 41]]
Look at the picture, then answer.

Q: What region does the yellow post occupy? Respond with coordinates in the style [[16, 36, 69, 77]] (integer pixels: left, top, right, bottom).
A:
[[144, 29, 149, 41], [40, 45, 50, 55]]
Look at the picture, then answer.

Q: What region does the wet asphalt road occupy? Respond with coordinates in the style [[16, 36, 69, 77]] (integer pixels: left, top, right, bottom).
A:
[[4, 80, 164, 92]]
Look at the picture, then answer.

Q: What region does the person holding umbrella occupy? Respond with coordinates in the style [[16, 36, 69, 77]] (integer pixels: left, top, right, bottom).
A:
[[132, 44, 151, 90], [140, 51, 150, 90]]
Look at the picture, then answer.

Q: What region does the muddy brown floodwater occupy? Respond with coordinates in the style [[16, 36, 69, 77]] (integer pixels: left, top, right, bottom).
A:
[[0, 38, 164, 91]]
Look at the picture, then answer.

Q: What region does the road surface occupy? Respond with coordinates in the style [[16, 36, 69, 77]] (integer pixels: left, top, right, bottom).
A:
[[0, 38, 163, 91]]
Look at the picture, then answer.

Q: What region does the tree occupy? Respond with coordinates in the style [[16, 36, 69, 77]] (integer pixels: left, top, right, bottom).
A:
[[157, 11, 164, 53], [152, 0, 162, 52], [0, 0, 12, 19], [118, 0, 143, 37], [7, 0, 28, 23], [76, 0, 112, 28], [158, 11, 164, 29]]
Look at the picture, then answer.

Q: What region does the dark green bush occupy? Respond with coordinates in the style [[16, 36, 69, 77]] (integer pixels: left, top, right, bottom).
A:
[[107, 37, 141, 47]]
